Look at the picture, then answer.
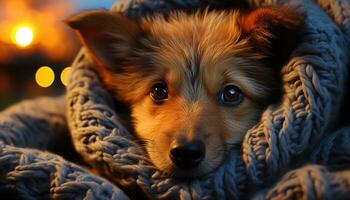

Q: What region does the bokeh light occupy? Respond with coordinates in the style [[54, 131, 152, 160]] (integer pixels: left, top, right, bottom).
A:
[[35, 66, 55, 88], [0, 0, 116, 110], [60, 67, 71, 86], [0, 0, 80, 61], [14, 26, 33, 47]]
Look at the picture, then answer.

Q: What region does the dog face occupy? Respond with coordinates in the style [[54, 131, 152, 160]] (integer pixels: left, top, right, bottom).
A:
[[67, 8, 302, 177]]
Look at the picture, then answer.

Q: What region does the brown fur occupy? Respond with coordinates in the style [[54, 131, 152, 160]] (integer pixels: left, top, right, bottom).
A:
[[67, 8, 302, 177]]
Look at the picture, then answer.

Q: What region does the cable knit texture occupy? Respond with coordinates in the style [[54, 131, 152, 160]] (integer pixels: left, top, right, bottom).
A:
[[0, 0, 350, 199]]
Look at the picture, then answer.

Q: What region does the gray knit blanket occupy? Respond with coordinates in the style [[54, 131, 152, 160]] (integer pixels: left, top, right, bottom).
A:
[[1, 0, 350, 199]]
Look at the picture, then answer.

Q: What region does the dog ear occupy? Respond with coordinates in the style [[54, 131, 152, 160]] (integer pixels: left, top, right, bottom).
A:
[[66, 10, 142, 72], [240, 7, 303, 66]]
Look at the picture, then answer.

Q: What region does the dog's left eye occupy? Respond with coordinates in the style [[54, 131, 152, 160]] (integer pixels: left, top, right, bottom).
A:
[[150, 83, 168, 103], [218, 85, 244, 106]]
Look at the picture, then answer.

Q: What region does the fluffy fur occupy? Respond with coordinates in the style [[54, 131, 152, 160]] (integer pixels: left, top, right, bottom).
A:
[[67, 8, 302, 177]]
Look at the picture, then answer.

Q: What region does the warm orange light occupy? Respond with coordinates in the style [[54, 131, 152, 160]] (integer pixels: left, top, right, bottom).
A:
[[35, 66, 55, 88], [1, 0, 78, 61], [13, 26, 33, 47], [60, 67, 71, 86]]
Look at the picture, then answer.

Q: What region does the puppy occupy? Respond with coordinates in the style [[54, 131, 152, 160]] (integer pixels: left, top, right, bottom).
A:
[[67, 7, 302, 178]]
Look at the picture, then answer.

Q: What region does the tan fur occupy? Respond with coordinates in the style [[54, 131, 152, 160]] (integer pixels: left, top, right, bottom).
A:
[[67, 8, 302, 177]]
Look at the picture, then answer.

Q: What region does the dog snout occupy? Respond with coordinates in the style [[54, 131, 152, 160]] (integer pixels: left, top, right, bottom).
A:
[[169, 139, 205, 169]]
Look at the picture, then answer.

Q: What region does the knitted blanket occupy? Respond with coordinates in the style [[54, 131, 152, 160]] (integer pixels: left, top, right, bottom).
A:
[[1, 0, 350, 199]]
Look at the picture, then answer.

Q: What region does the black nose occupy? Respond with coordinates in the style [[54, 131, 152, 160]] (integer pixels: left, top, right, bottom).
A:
[[170, 140, 205, 169]]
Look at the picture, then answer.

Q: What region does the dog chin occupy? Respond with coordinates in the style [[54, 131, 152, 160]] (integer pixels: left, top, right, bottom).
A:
[[161, 158, 224, 179]]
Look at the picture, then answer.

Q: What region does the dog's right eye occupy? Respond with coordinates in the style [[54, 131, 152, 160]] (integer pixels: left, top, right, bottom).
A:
[[218, 85, 244, 106], [150, 83, 168, 103]]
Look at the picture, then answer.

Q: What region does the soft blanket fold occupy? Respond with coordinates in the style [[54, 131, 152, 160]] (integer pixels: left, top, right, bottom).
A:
[[0, 0, 350, 199]]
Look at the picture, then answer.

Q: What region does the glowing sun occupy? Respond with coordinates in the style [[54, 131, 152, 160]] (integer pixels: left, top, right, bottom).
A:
[[14, 26, 34, 47]]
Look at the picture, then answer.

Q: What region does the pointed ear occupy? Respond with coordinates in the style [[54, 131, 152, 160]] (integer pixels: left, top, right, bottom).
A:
[[66, 10, 142, 71], [240, 7, 304, 65]]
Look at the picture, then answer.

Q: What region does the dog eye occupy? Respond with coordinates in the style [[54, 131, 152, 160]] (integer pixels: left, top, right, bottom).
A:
[[218, 85, 244, 106], [150, 83, 168, 103]]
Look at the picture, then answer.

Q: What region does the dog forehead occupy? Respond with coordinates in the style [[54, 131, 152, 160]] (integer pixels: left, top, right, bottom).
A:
[[140, 11, 259, 99], [145, 11, 243, 58]]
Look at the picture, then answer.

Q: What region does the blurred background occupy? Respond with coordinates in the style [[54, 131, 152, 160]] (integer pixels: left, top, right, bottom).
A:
[[0, 0, 116, 110]]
